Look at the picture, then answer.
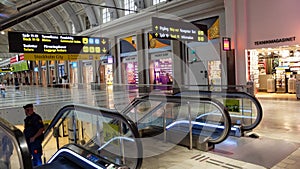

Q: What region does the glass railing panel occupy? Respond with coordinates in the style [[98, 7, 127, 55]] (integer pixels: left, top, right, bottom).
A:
[[42, 104, 142, 169], [122, 95, 231, 144], [164, 101, 228, 143], [222, 98, 257, 127], [126, 100, 162, 124], [176, 91, 263, 131], [0, 118, 32, 169]]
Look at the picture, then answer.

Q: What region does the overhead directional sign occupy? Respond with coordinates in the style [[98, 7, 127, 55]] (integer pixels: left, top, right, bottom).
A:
[[8, 32, 109, 54], [152, 17, 208, 42]]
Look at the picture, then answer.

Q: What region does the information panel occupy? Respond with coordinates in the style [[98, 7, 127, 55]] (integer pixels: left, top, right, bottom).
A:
[[152, 17, 208, 42], [8, 32, 109, 54]]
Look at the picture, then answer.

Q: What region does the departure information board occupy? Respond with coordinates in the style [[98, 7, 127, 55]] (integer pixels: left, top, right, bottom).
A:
[[152, 17, 208, 42], [8, 32, 109, 54]]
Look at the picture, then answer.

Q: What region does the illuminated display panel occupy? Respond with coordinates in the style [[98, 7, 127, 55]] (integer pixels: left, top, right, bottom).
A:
[[8, 32, 109, 54], [223, 37, 231, 51], [152, 17, 208, 42]]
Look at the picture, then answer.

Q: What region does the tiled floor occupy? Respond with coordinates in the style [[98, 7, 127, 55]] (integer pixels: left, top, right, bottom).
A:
[[1, 86, 300, 169]]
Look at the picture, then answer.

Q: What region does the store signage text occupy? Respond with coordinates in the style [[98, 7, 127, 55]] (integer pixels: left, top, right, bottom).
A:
[[254, 36, 296, 46], [8, 32, 109, 54], [123, 56, 137, 63], [152, 17, 208, 42], [151, 52, 171, 60]]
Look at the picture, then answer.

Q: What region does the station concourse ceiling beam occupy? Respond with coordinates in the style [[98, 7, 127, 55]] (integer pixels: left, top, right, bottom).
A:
[[0, 0, 69, 31]]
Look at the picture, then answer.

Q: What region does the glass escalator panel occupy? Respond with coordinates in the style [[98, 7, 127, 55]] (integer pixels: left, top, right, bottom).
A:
[[121, 95, 231, 149], [42, 104, 142, 169], [0, 118, 32, 169]]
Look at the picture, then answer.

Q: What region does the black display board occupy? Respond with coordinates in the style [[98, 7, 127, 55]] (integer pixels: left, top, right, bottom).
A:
[[152, 17, 208, 42], [8, 32, 109, 54]]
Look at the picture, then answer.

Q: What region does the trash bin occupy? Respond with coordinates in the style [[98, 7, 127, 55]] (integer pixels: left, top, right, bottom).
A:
[[267, 78, 275, 93], [288, 78, 296, 93], [246, 81, 254, 96], [296, 80, 300, 100]]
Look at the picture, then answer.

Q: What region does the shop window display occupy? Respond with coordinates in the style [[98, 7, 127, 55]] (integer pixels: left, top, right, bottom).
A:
[[153, 58, 172, 90], [248, 46, 300, 94], [125, 62, 138, 89]]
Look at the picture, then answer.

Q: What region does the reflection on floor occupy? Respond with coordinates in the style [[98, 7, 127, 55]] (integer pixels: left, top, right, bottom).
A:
[[214, 136, 300, 168]]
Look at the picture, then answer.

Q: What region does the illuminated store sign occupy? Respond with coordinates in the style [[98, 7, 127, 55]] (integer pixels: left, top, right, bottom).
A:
[[8, 32, 109, 54], [222, 37, 231, 51], [152, 17, 208, 42]]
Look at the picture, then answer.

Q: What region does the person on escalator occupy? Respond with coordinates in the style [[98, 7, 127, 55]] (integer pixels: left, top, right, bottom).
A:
[[23, 104, 45, 167]]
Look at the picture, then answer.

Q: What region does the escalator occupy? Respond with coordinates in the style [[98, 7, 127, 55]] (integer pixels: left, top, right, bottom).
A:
[[0, 95, 232, 168], [0, 104, 143, 169], [120, 94, 231, 152], [174, 90, 263, 136]]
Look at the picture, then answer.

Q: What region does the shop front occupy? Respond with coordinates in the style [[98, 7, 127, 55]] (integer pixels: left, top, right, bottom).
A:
[[100, 56, 113, 85], [122, 56, 138, 89], [150, 52, 173, 90], [247, 45, 300, 93]]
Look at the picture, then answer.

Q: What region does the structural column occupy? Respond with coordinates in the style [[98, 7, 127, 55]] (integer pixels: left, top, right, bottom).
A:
[[136, 30, 148, 93], [172, 40, 184, 93], [38, 61, 42, 86], [77, 60, 83, 88], [46, 61, 50, 86]]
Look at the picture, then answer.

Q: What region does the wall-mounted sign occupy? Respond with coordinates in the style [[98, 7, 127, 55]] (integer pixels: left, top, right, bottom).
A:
[[122, 56, 137, 63], [222, 37, 231, 51], [151, 51, 171, 60], [152, 17, 208, 42], [8, 32, 109, 54], [100, 55, 113, 64], [254, 36, 296, 46]]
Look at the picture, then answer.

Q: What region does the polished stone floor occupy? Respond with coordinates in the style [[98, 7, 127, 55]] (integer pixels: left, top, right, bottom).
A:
[[1, 85, 299, 169]]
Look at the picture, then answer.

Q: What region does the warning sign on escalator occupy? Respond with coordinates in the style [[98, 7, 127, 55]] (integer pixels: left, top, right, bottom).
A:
[[103, 122, 119, 144], [224, 99, 240, 112]]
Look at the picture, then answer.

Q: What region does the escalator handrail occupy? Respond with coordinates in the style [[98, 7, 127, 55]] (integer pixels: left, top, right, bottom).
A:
[[174, 90, 263, 131], [42, 103, 143, 169], [0, 118, 33, 169], [121, 95, 232, 144]]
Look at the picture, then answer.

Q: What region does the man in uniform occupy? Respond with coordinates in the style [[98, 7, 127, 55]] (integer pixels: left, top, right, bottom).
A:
[[23, 104, 44, 166]]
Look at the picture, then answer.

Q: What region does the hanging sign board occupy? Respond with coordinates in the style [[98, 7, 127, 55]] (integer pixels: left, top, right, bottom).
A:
[[8, 31, 109, 54], [152, 17, 208, 42]]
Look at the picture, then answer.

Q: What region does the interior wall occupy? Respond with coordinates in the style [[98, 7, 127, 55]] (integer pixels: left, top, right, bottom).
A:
[[246, 0, 300, 49]]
